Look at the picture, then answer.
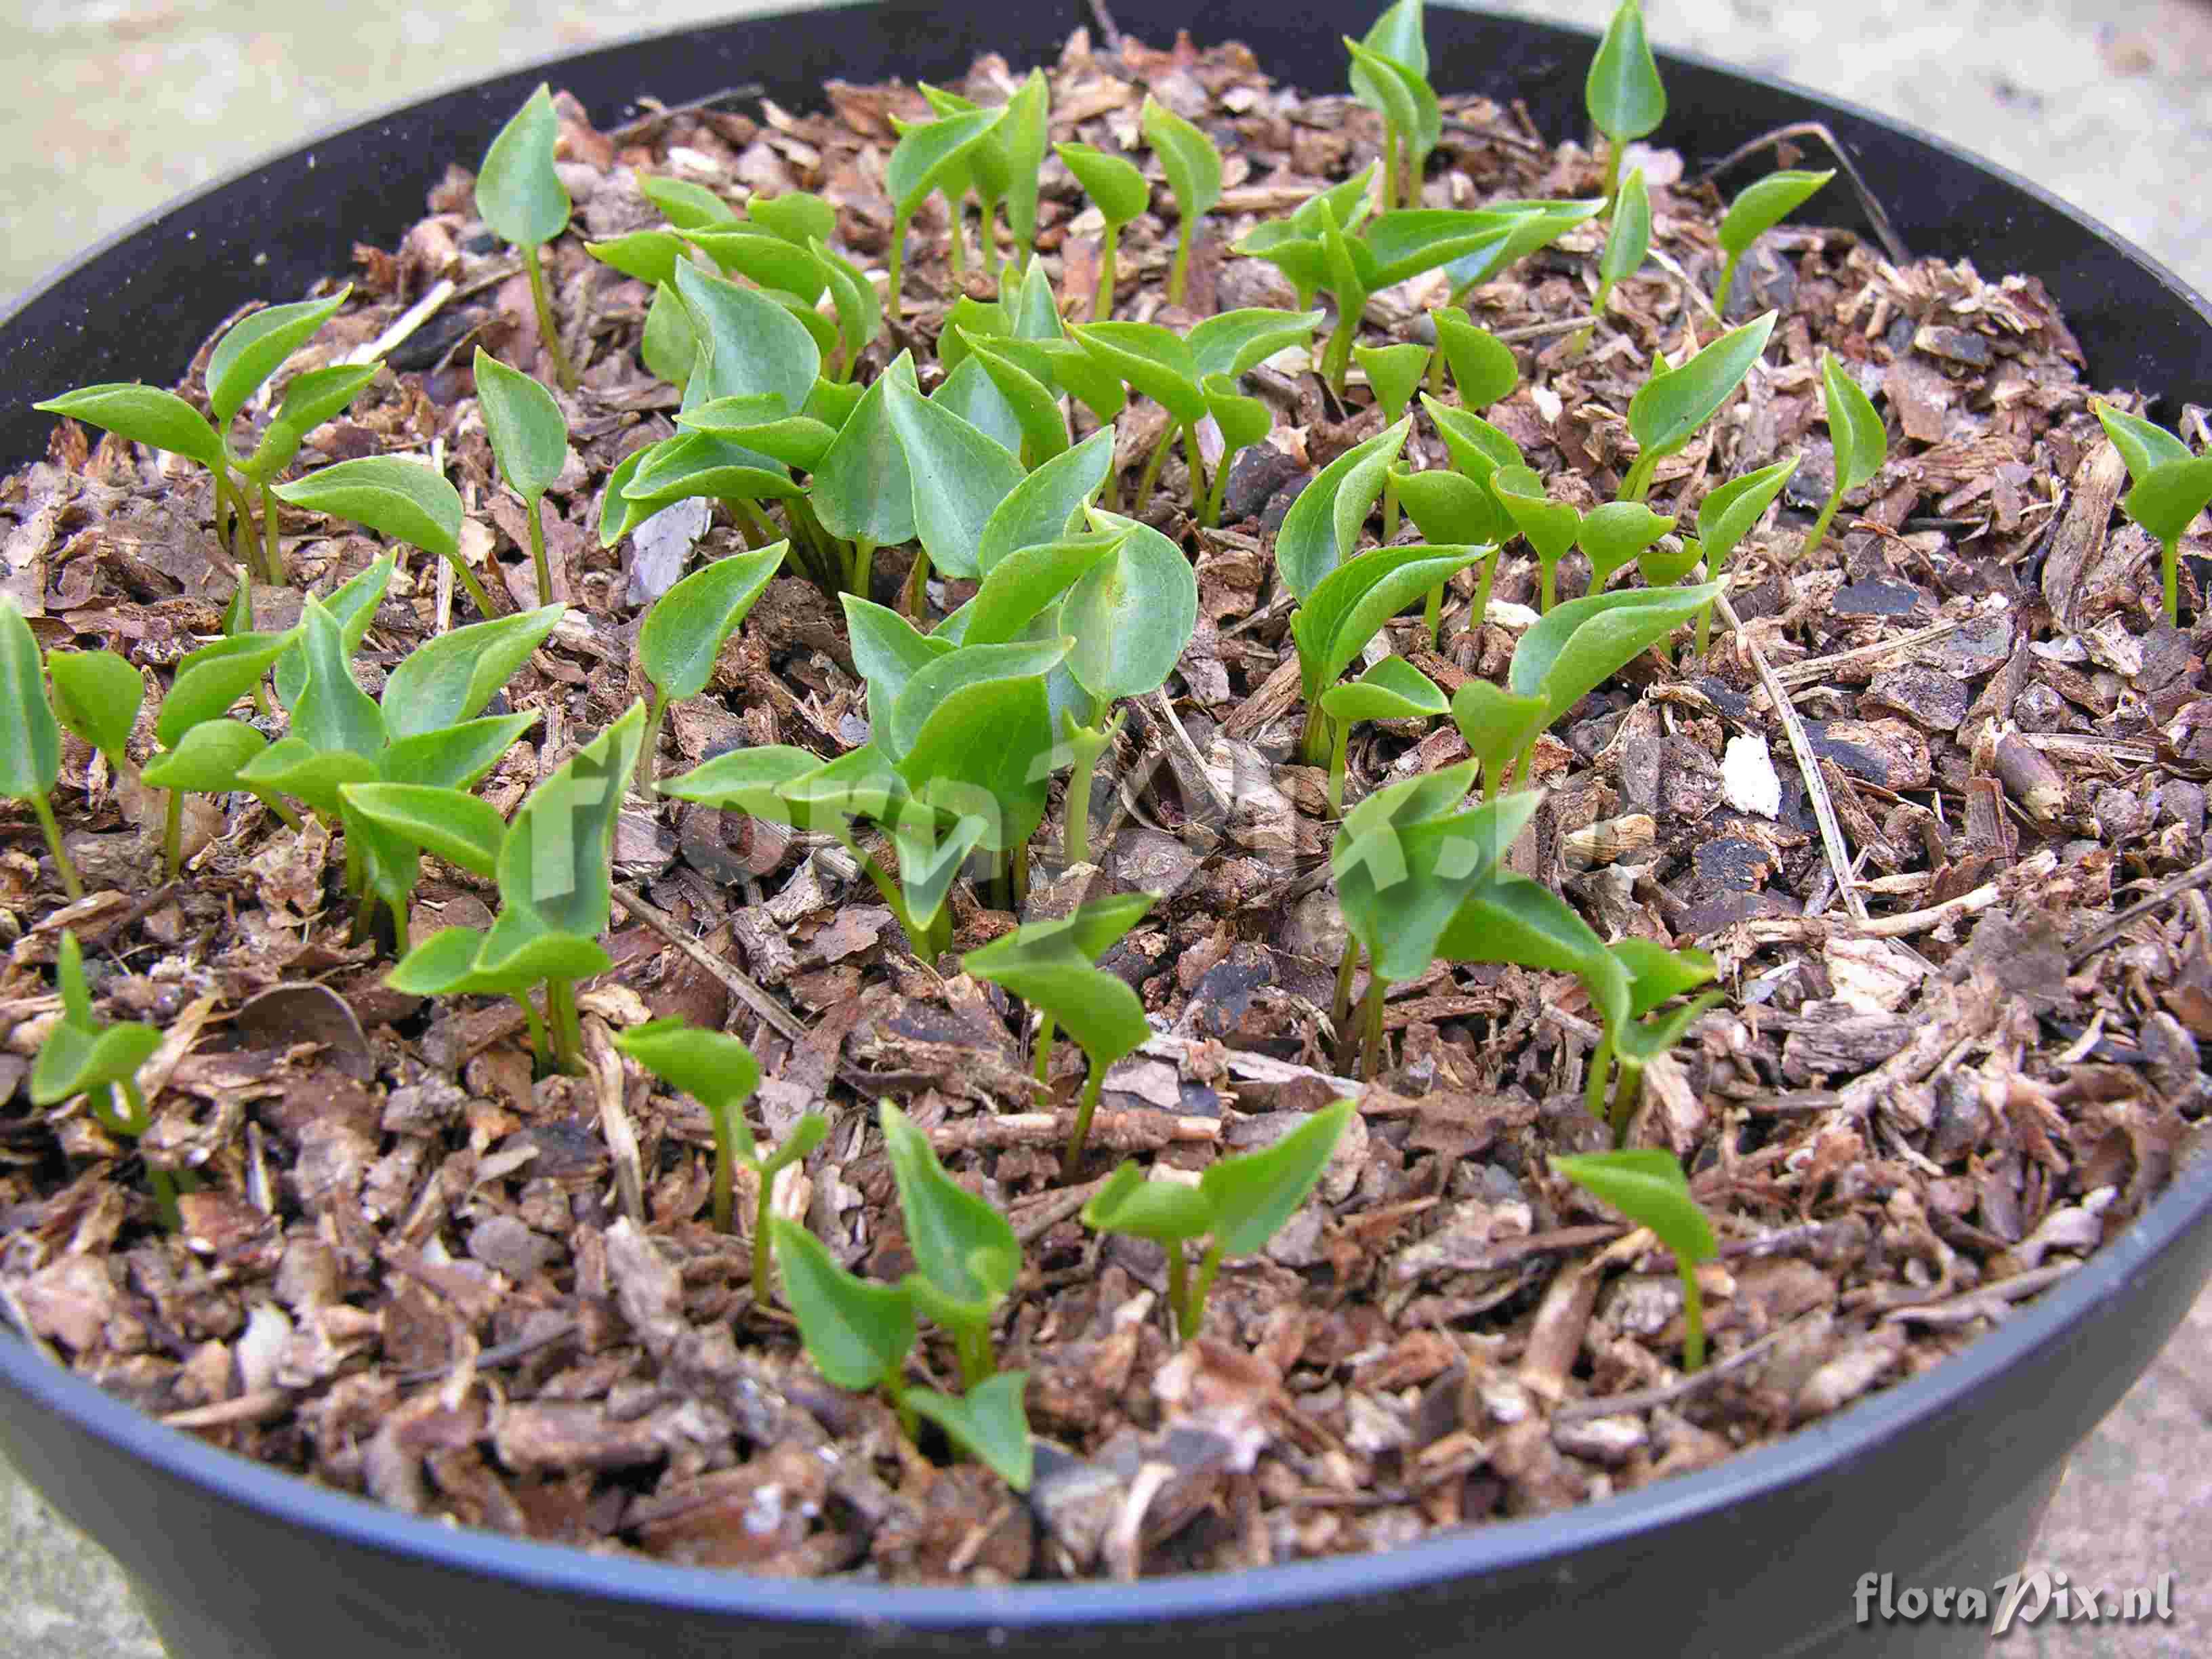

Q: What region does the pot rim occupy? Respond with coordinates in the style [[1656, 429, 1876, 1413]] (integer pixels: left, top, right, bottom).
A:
[[3, 0, 2210, 1630]]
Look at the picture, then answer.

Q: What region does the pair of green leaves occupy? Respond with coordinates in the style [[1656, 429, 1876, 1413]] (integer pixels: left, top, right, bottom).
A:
[[2093, 400, 2212, 623], [1083, 1099, 1356, 1340], [963, 893, 1157, 1177], [881, 101, 1006, 321], [270, 450, 494, 617], [1553, 1148, 1718, 1369], [1139, 95, 1223, 307], [1347, 0, 1439, 211], [916, 73, 1051, 278]]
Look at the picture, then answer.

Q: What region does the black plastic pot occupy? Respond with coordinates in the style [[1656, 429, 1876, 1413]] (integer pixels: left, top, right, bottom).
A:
[[2, 4, 2207, 1655]]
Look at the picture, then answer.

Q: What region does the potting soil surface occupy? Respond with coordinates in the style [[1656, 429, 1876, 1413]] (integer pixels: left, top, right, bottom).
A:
[[5, 3, 2212, 1656]]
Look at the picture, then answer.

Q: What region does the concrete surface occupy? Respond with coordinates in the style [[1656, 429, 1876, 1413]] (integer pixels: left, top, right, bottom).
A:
[[1, 2, 2209, 1655]]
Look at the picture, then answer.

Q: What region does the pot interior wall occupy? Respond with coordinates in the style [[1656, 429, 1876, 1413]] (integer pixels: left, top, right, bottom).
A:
[[2, 5, 2211, 1657]]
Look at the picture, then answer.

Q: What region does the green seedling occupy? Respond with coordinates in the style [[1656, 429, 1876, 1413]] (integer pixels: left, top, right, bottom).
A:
[[880, 1100, 1022, 1388], [1234, 167, 1378, 312], [1071, 308, 1321, 522], [2093, 400, 2212, 623], [634, 544, 785, 787], [1448, 682, 1549, 802], [1636, 536, 1704, 592], [1141, 95, 1223, 307], [1277, 416, 1414, 602], [472, 347, 569, 605], [1346, 0, 1439, 211], [35, 287, 367, 584], [1687, 455, 1799, 654], [47, 649, 145, 789], [1586, 165, 1651, 336], [478, 85, 577, 391], [920, 72, 1050, 279], [615, 1019, 828, 1306], [1553, 1148, 1717, 1370], [271, 453, 495, 618], [1400, 383, 1521, 642], [1057, 141, 1151, 319], [1578, 499, 1676, 595], [1589, 938, 1722, 1139], [1318, 655, 1446, 813], [385, 701, 642, 1074], [1490, 464, 1581, 613], [32, 932, 173, 1223], [243, 592, 558, 948], [962, 893, 1157, 1180], [1620, 310, 1778, 501], [142, 615, 312, 877], [1586, 0, 1665, 204], [1084, 1099, 1355, 1340], [1353, 340, 1431, 543], [1713, 168, 1832, 312], [769, 1218, 1034, 1489], [1331, 770, 1537, 1076], [1802, 352, 1887, 558], [0, 600, 82, 899], [882, 104, 1004, 325], [1290, 535, 1484, 766], [1429, 306, 1517, 405]]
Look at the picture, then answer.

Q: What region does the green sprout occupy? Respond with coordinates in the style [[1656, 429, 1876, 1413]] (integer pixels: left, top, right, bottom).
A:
[[1330, 768, 1536, 1076], [1618, 310, 1778, 501], [1582, 164, 1650, 342], [1429, 304, 1517, 405], [47, 650, 146, 796], [1277, 415, 1414, 602], [962, 893, 1157, 1180], [1490, 464, 1582, 613], [633, 545, 785, 789], [1353, 340, 1431, 542], [32, 932, 171, 1223], [472, 347, 570, 606], [1055, 141, 1150, 319], [477, 85, 577, 392], [271, 452, 496, 619], [1083, 1099, 1355, 1340], [1586, 0, 1666, 204], [1713, 168, 1832, 312], [1801, 352, 1887, 558], [1288, 533, 1484, 767], [0, 600, 83, 899], [385, 702, 643, 1075], [1346, 0, 1439, 211], [1591, 939, 1723, 1139], [2093, 399, 2212, 623], [1397, 386, 1521, 644], [1687, 455, 1799, 655], [1140, 95, 1224, 307], [918, 72, 1050, 279], [35, 287, 368, 584], [882, 104, 1005, 326], [1318, 655, 1446, 813], [1552, 1148, 1717, 1370], [880, 1100, 1021, 1388], [769, 1217, 1033, 1490], [614, 1019, 827, 1308]]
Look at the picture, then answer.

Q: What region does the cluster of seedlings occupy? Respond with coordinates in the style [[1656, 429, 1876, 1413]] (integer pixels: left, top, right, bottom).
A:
[[8, 0, 2195, 1513]]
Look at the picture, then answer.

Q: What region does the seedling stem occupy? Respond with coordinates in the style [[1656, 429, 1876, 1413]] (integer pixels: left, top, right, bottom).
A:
[[523, 248, 578, 392], [30, 795, 83, 900]]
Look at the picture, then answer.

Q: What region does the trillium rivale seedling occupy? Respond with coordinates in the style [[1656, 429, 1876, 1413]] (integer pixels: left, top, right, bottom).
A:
[[1318, 655, 1446, 813], [34, 286, 365, 584], [962, 892, 1158, 1179], [1330, 769, 1537, 1076], [1575, 164, 1650, 353], [47, 649, 146, 790], [0, 599, 84, 899], [1141, 94, 1223, 308], [1577, 499, 1676, 595], [1083, 1099, 1356, 1341], [1345, 0, 1439, 211], [32, 931, 172, 1222], [1054, 141, 1150, 319], [769, 1218, 1034, 1490], [1713, 168, 1832, 312], [1428, 304, 1517, 405], [1591, 939, 1722, 1139], [1351, 340, 1431, 541], [1801, 351, 1887, 558], [1687, 454, 1799, 655], [614, 1019, 827, 1307], [472, 346, 571, 605], [1619, 310, 1778, 501], [880, 1100, 1022, 1389], [882, 104, 1005, 325], [382, 698, 640, 1076], [633, 544, 785, 788], [477, 85, 577, 391], [271, 453, 495, 619], [1490, 463, 1582, 613], [1552, 1147, 1718, 1370], [2093, 399, 2212, 623], [1289, 536, 1483, 768], [1586, 0, 1664, 205]]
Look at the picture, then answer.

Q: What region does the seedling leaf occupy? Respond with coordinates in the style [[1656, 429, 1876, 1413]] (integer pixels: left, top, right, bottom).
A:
[[32, 385, 225, 472], [1277, 415, 1414, 599], [476, 85, 569, 249], [272, 455, 462, 562], [381, 605, 564, 739], [474, 348, 570, 503], [907, 1374, 1034, 1492], [1205, 1099, 1357, 1256], [771, 1218, 915, 1393], [207, 289, 351, 429], [639, 546, 785, 703], [47, 651, 143, 766]]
